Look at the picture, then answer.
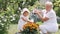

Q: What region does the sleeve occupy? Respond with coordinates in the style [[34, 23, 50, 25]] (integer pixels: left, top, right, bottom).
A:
[[18, 15, 23, 23], [42, 10, 46, 16], [20, 15, 24, 19], [26, 16, 30, 21], [45, 12, 55, 19]]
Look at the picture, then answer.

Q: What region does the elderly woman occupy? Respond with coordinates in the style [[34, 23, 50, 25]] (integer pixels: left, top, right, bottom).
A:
[[34, 1, 58, 34]]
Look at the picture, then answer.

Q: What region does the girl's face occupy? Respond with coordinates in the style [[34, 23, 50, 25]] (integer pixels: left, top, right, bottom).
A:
[[23, 11, 29, 16]]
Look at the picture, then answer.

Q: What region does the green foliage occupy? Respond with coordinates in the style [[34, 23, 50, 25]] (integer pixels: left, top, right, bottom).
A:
[[22, 27, 38, 34], [0, 0, 39, 34], [0, 10, 20, 34], [53, 0, 60, 17]]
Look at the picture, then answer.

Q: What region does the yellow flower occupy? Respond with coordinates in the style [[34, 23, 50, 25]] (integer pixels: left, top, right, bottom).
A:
[[23, 22, 39, 30]]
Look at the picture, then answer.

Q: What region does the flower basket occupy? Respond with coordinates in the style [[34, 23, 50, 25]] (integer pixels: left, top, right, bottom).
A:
[[21, 22, 39, 34]]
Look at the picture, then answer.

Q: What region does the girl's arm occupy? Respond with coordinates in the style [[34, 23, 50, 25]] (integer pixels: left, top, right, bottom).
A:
[[21, 17, 28, 22], [22, 17, 33, 23]]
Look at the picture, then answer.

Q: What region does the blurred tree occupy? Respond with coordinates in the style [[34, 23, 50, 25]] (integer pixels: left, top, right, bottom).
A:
[[53, 0, 60, 17], [18, 0, 37, 9], [0, 0, 7, 10]]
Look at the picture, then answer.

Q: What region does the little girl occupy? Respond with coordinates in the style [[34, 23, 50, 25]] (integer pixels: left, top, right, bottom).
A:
[[18, 8, 30, 32]]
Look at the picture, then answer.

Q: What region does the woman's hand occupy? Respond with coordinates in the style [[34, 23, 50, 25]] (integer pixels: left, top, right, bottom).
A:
[[34, 9, 39, 14], [34, 9, 41, 14]]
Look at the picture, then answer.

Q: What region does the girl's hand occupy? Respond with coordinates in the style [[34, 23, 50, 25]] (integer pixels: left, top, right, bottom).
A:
[[28, 21, 33, 23]]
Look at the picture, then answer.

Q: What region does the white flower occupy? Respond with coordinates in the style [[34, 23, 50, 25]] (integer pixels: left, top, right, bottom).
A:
[[5, 16, 8, 17], [2, 18, 7, 22], [0, 23, 4, 26], [4, 19, 7, 22], [17, 11, 19, 13], [7, 7, 10, 10], [10, 16, 13, 18], [19, 7, 21, 10], [12, 17, 15, 20], [22, 2, 25, 5], [0, 20, 1, 22], [10, 20, 13, 21], [10, 17, 15, 21], [13, 14, 16, 16], [1, 16, 4, 18]]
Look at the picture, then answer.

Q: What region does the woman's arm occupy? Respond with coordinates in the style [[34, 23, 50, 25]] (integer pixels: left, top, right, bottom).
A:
[[34, 9, 49, 22], [37, 13, 49, 22]]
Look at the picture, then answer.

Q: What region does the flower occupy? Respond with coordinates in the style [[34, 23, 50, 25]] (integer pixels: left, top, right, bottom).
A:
[[10, 16, 13, 18], [4, 19, 7, 22], [23, 22, 39, 31], [22, 22, 39, 34], [1, 16, 4, 18], [13, 14, 16, 16], [12, 17, 15, 20], [0, 20, 1, 22]]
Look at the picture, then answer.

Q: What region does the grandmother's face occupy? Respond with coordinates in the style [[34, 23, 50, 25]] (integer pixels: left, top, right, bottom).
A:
[[45, 4, 52, 11]]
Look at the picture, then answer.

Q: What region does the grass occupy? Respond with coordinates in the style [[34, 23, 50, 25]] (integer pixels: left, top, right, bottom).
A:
[[8, 22, 60, 34], [8, 24, 18, 34]]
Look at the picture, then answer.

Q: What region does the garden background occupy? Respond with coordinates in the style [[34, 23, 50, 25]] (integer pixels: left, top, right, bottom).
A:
[[0, 0, 60, 34]]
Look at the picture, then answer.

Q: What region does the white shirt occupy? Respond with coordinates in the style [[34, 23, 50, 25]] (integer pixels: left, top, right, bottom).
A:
[[42, 9, 58, 25], [18, 15, 29, 24], [18, 15, 29, 30], [39, 9, 58, 33]]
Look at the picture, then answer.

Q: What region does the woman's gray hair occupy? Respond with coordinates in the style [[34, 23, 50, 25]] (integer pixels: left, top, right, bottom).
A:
[[45, 1, 53, 8]]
